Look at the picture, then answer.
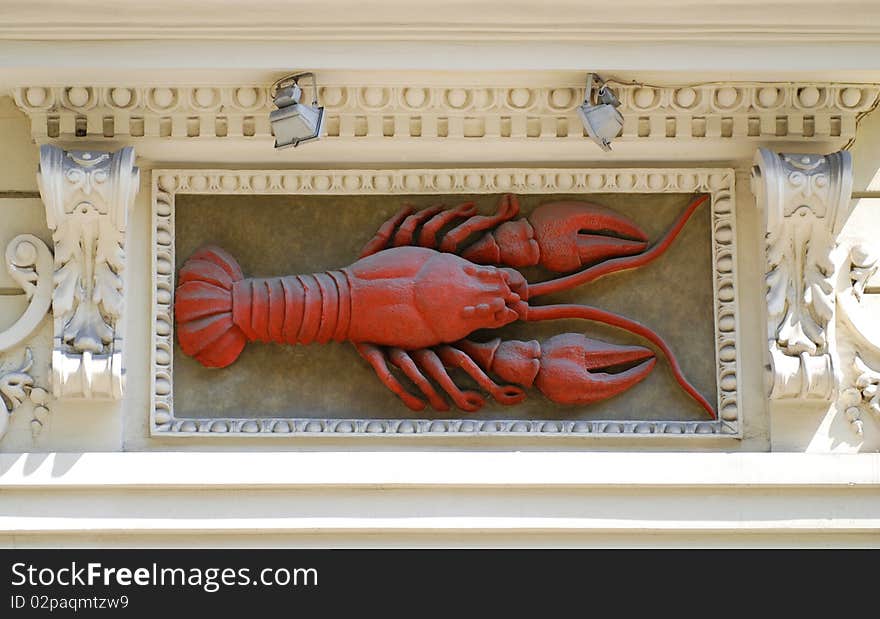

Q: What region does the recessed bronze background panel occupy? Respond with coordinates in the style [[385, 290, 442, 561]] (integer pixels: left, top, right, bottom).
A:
[[172, 192, 716, 422]]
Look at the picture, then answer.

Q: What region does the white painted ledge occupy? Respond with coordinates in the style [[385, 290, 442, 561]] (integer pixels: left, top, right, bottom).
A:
[[2, 453, 878, 538], [1, 452, 878, 488]]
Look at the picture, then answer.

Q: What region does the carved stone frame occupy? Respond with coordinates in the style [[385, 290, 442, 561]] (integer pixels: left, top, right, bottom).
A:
[[151, 167, 739, 437]]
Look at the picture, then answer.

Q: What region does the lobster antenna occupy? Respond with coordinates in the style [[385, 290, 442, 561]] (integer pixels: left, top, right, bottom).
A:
[[524, 303, 716, 419]]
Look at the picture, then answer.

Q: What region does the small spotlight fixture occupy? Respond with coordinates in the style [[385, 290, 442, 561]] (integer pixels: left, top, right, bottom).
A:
[[577, 73, 623, 152], [270, 72, 325, 149]]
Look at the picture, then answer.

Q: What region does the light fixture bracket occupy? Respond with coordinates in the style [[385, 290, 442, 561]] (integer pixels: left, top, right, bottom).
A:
[[578, 73, 623, 152], [270, 72, 325, 149]]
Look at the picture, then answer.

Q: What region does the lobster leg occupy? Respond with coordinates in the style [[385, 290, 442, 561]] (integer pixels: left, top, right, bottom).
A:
[[355, 342, 426, 411], [361, 202, 478, 257], [358, 205, 415, 258], [392, 206, 444, 247], [418, 202, 477, 248], [388, 347, 450, 411], [437, 345, 526, 405], [439, 194, 520, 253], [361, 194, 519, 257], [412, 349, 485, 412]]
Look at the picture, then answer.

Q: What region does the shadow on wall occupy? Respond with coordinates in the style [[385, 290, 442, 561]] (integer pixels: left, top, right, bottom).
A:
[[0, 451, 83, 478]]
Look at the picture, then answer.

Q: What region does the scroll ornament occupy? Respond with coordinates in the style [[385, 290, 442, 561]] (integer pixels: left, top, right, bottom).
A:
[[751, 148, 853, 401], [37, 145, 139, 399], [0, 235, 53, 443]]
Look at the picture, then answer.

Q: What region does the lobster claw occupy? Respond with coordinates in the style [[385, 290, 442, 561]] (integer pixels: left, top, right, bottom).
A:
[[463, 199, 649, 273], [458, 332, 656, 406], [533, 333, 655, 405], [528, 201, 649, 272]]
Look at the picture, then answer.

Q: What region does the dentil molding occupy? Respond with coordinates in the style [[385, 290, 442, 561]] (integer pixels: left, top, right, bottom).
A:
[[12, 82, 879, 158], [751, 148, 854, 402], [37, 145, 139, 399]]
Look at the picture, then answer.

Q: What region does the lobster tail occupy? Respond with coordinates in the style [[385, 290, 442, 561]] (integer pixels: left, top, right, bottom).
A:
[[175, 246, 248, 368]]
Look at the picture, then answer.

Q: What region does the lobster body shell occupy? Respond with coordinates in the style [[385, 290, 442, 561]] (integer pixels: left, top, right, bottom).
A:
[[233, 271, 350, 346], [176, 245, 524, 367]]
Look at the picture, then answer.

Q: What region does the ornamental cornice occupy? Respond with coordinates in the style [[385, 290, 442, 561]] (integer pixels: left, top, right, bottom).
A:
[[12, 82, 879, 156], [2, 2, 879, 44]]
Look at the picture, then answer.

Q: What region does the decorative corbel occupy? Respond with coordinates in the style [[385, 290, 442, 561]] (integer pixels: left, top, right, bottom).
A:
[[37, 145, 139, 399], [751, 148, 853, 401]]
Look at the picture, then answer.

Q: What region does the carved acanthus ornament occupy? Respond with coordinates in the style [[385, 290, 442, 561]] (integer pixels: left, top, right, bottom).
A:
[[847, 244, 879, 302], [838, 244, 880, 434], [751, 148, 853, 401], [37, 145, 139, 399]]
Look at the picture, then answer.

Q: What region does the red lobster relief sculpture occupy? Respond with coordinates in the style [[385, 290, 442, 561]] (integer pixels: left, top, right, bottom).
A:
[[175, 194, 715, 418]]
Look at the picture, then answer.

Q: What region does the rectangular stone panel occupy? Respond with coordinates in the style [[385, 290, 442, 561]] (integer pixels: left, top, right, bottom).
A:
[[150, 168, 738, 437]]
